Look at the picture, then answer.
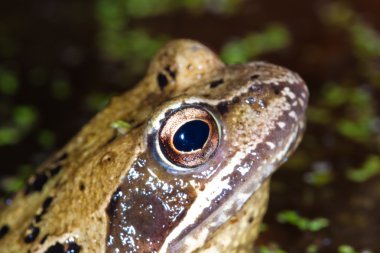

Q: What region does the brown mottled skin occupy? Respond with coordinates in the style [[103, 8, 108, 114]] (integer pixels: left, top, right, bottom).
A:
[[0, 40, 308, 252]]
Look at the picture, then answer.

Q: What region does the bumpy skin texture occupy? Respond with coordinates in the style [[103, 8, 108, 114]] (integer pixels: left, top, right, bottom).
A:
[[0, 40, 308, 253]]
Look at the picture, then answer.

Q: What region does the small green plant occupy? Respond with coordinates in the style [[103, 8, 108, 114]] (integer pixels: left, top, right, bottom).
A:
[[277, 210, 329, 232]]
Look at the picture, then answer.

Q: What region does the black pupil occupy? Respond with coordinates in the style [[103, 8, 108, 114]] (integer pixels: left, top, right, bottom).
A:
[[173, 120, 210, 152]]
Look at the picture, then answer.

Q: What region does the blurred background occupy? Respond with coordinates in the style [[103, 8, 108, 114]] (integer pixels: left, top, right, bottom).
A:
[[0, 0, 379, 252]]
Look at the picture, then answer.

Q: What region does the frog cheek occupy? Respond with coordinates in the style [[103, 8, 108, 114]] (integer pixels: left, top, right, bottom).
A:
[[152, 106, 222, 173]]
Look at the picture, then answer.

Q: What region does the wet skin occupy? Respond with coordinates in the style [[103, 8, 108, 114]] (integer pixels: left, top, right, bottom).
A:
[[0, 40, 308, 253]]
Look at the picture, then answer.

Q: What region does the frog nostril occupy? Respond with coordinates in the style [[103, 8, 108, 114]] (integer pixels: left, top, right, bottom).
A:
[[173, 120, 210, 152]]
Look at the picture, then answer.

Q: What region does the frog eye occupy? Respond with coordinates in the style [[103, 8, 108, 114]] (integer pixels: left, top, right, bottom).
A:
[[158, 106, 220, 169]]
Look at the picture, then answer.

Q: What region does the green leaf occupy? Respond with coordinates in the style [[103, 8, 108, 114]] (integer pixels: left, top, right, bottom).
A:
[[338, 245, 357, 253], [277, 210, 329, 232], [0, 127, 21, 146], [306, 244, 319, 253], [111, 120, 132, 134], [37, 130, 56, 149], [220, 24, 291, 64], [346, 155, 380, 182], [0, 69, 19, 95], [51, 79, 71, 100], [12, 106, 38, 130]]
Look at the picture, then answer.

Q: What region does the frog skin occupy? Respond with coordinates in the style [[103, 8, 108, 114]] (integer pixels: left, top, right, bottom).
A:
[[0, 39, 308, 253]]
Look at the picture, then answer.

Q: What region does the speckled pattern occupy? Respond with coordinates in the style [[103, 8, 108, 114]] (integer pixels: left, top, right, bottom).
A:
[[0, 40, 308, 253]]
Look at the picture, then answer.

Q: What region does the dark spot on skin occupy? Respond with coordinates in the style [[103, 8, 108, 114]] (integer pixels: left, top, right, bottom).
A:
[[0, 225, 9, 239], [43, 196, 54, 210], [232, 97, 240, 104], [25, 156, 65, 195], [165, 65, 176, 79], [250, 74, 260, 80], [273, 85, 281, 95], [45, 243, 63, 253], [79, 182, 85, 191], [66, 242, 81, 253], [216, 102, 229, 115], [209, 79, 224, 88], [157, 72, 168, 90], [25, 160, 64, 195], [34, 213, 41, 223], [248, 216, 254, 223], [40, 234, 49, 244], [35, 196, 54, 222], [25, 173, 48, 195], [49, 164, 62, 177], [56, 152, 68, 163], [24, 225, 40, 243], [45, 242, 81, 253]]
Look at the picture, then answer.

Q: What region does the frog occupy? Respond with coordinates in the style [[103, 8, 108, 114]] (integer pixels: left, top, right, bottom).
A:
[[0, 39, 308, 253]]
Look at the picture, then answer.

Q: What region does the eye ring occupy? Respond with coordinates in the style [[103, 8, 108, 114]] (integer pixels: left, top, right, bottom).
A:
[[157, 106, 221, 170]]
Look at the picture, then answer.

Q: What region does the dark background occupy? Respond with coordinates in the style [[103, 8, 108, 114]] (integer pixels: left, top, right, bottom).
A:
[[1, 0, 379, 252]]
